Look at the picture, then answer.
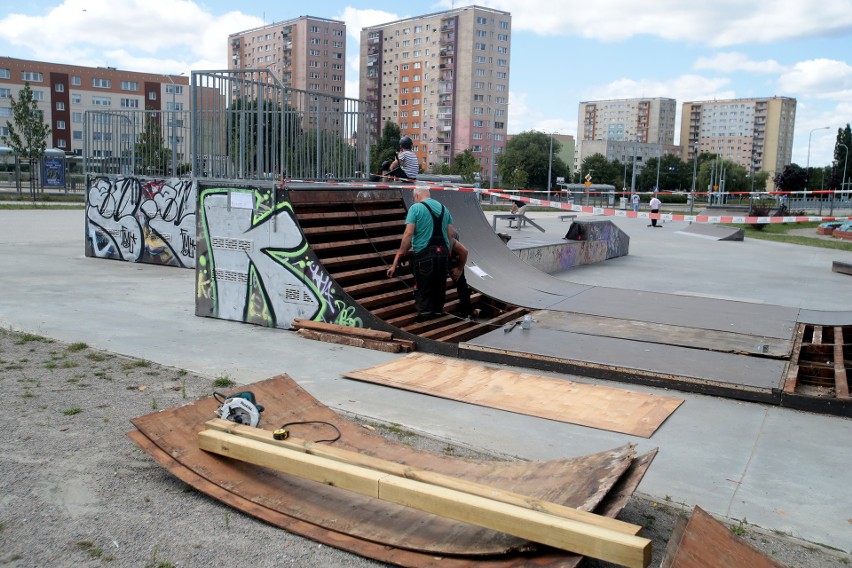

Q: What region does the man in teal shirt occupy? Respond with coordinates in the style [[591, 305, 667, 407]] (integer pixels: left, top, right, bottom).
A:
[[387, 188, 455, 321]]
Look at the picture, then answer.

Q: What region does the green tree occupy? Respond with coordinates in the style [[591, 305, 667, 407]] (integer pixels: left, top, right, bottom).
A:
[[370, 121, 401, 174], [450, 148, 479, 183], [636, 154, 690, 192], [579, 153, 621, 188], [1, 82, 51, 197], [136, 111, 170, 176], [498, 130, 568, 190], [830, 124, 851, 191], [507, 166, 528, 189], [773, 164, 807, 194]]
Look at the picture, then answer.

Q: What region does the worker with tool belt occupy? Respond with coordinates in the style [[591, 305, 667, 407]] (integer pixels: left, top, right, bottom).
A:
[[387, 187, 456, 322]]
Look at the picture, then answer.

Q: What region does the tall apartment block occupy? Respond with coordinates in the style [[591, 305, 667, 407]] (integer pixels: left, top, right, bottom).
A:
[[680, 97, 796, 180], [360, 6, 511, 178], [228, 16, 346, 98], [0, 57, 188, 157], [578, 98, 677, 145]]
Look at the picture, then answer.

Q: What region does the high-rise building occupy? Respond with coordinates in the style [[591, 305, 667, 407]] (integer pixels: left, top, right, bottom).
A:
[[360, 6, 511, 179], [578, 98, 677, 145], [680, 97, 796, 181], [0, 56, 188, 157], [228, 16, 346, 97]]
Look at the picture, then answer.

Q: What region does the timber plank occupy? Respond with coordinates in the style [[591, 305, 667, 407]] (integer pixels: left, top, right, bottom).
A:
[[344, 353, 683, 438], [302, 220, 401, 236], [312, 235, 399, 252], [834, 327, 849, 398], [198, 429, 652, 567], [783, 324, 806, 393], [130, 374, 645, 558], [296, 329, 404, 353], [291, 318, 394, 340]]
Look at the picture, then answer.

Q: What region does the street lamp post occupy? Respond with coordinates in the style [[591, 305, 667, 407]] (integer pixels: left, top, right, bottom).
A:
[[840, 143, 849, 196], [654, 146, 661, 191], [690, 143, 698, 215], [806, 126, 830, 201], [487, 103, 506, 190]]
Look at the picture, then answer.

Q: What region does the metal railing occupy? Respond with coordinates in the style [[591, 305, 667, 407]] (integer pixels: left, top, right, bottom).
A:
[[190, 69, 373, 182], [83, 109, 191, 177]]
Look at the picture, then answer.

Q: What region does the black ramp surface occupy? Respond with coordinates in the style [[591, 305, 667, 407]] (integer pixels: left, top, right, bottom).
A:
[[463, 324, 787, 397], [431, 190, 800, 340]]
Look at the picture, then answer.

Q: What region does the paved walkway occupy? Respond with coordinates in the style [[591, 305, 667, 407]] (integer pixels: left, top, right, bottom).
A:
[[0, 208, 850, 555]]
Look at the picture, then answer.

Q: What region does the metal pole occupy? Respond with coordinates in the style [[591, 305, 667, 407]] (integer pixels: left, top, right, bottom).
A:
[[547, 132, 553, 201], [840, 143, 849, 202], [690, 143, 698, 215], [654, 147, 660, 191], [489, 109, 495, 189], [806, 126, 830, 203]]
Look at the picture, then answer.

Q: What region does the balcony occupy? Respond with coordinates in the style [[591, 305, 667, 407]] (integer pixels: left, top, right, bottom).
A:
[[439, 62, 454, 70]]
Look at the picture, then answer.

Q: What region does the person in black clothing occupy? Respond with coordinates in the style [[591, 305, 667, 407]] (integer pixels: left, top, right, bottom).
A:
[[387, 188, 455, 321]]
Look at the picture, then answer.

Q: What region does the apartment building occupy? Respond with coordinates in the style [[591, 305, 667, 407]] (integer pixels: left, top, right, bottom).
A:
[[0, 57, 188, 156], [360, 6, 511, 179], [679, 97, 796, 180], [228, 16, 346, 98]]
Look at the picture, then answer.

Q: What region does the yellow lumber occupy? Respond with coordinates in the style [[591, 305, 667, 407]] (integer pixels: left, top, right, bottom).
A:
[[198, 427, 652, 567], [204, 419, 640, 536]]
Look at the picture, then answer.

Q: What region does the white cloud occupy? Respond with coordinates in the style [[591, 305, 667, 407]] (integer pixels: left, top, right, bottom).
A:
[[694, 52, 786, 74], [337, 7, 401, 41], [443, 0, 852, 47], [778, 59, 852, 100], [0, 0, 262, 73]]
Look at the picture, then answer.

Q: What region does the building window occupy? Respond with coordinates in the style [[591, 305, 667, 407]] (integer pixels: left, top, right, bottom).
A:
[[56, 120, 66, 130], [92, 96, 111, 106], [500, 21, 509, 29], [149, 91, 157, 101], [72, 112, 82, 123], [0, 69, 9, 79], [0, 88, 10, 99], [57, 139, 66, 148], [121, 81, 138, 91], [31, 91, 44, 101], [71, 75, 81, 86], [475, 43, 486, 50], [55, 83, 65, 93], [475, 56, 485, 63], [0, 107, 12, 117], [71, 94, 81, 104], [56, 102, 65, 111], [92, 78, 111, 88], [120, 98, 139, 108], [476, 17, 487, 24], [165, 84, 183, 95], [21, 71, 43, 82]]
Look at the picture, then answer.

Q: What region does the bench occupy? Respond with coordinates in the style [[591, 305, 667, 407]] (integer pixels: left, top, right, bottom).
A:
[[559, 214, 577, 222], [492, 213, 545, 232]]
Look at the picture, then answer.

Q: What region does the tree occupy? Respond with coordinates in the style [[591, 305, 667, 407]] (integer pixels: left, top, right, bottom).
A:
[[450, 148, 479, 183], [136, 111, 170, 176], [773, 164, 807, 194], [498, 131, 568, 190], [636, 154, 690, 192], [370, 121, 401, 174], [579, 153, 621, 188], [1, 82, 51, 197], [507, 166, 528, 189], [830, 124, 851, 191]]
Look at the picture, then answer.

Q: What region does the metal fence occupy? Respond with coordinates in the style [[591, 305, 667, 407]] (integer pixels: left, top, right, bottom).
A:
[[191, 69, 372, 181], [83, 109, 191, 177]]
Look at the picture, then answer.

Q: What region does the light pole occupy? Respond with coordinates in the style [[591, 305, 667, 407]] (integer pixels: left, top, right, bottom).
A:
[[840, 143, 849, 196], [654, 146, 661, 191], [806, 126, 830, 200], [487, 103, 506, 190], [690, 143, 698, 215]]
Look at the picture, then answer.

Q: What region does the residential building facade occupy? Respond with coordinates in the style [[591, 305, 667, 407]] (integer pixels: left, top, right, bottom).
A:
[[578, 97, 677, 145], [360, 6, 511, 180], [679, 97, 796, 183], [228, 16, 346, 98], [0, 56, 188, 157]]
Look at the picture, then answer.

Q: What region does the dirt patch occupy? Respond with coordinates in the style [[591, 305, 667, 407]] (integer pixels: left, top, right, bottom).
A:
[[0, 328, 848, 567]]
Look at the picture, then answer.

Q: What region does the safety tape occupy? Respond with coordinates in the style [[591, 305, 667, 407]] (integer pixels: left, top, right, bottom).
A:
[[279, 179, 852, 225]]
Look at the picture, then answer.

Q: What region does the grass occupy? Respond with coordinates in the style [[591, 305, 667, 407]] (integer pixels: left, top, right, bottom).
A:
[[122, 360, 151, 370], [212, 375, 236, 388], [63, 407, 82, 416], [14, 333, 52, 345], [724, 221, 852, 251], [67, 342, 88, 352]]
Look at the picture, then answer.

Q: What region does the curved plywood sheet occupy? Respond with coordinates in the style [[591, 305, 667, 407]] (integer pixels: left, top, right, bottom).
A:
[[130, 374, 655, 564]]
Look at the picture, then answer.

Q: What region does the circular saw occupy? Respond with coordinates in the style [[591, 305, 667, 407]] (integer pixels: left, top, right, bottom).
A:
[[214, 391, 264, 427]]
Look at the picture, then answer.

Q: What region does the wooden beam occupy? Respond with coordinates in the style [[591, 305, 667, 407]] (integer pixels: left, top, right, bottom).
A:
[[204, 419, 640, 536], [295, 329, 405, 353], [198, 428, 651, 567], [291, 318, 393, 341], [782, 324, 806, 393], [834, 327, 849, 399]]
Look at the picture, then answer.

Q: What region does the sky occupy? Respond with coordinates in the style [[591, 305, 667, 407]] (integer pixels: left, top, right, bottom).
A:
[[1, 0, 850, 168]]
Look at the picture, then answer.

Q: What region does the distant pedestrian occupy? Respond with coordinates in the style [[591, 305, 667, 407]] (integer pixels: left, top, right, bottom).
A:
[[649, 195, 662, 227], [631, 193, 639, 213]]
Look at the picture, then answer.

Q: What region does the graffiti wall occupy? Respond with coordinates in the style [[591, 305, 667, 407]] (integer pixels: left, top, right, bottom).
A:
[[85, 176, 196, 268], [515, 220, 630, 274], [196, 186, 371, 330]]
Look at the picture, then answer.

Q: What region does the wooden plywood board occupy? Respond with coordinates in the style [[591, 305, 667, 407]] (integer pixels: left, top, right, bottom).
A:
[[344, 353, 684, 438], [130, 374, 649, 558], [663, 506, 785, 568]]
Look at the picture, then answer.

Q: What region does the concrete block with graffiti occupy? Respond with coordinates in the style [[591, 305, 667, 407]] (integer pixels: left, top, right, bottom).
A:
[[195, 185, 372, 330], [85, 175, 196, 268]]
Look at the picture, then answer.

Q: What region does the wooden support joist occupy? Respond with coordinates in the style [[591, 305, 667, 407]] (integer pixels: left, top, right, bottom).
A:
[[295, 329, 406, 353], [292, 318, 394, 341], [320, 250, 396, 270], [782, 324, 806, 393], [302, 220, 401, 236], [198, 426, 651, 567], [834, 327, 849, 399]]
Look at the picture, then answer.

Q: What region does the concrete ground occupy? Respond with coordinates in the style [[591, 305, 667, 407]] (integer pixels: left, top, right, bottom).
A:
[[1, 207, 851, 556]]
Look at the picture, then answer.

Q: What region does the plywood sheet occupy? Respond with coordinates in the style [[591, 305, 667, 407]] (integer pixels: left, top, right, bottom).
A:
[[130, 374, 650, 559], [663, 506, 785, 568], [344, 353, 683, 438]]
